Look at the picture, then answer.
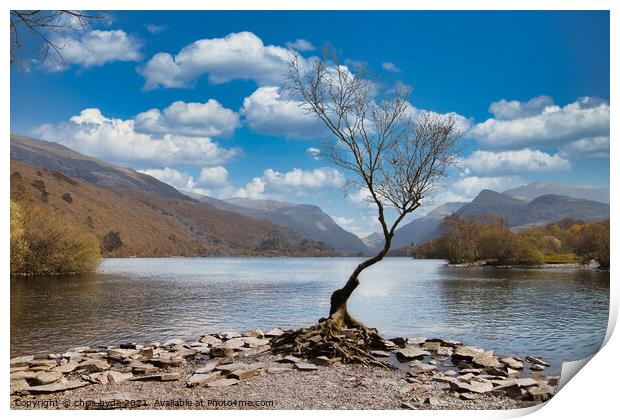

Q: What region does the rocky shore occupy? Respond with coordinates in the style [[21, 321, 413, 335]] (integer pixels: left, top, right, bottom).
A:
[[11, 328, 557, 410]]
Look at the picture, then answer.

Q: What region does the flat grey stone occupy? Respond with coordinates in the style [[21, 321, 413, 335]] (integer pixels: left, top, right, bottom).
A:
[[28, 380, 89, 394], [294, 363, 318, 371], [187, 372, 221, 387], [207, 378, 239, 387]]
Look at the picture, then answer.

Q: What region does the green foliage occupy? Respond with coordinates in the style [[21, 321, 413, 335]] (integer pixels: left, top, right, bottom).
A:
[[573, 220, 610, 269], [258, 236, 284, 251], [102, 230, 123, 252], [10, 200, 29, 272], [543, 253, 577, 264], [413, 214, 609, 269], [10, 200, 101, 275]]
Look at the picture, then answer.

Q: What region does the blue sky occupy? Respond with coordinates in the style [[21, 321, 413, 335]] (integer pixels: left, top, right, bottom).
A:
[[10, 11, 610, 236]]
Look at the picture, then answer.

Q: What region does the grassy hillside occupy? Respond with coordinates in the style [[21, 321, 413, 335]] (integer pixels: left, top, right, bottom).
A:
[[10, 161, 337, 258]]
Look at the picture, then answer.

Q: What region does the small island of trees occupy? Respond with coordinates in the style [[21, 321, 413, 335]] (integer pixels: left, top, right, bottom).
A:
[[412, 214, 610, 270]]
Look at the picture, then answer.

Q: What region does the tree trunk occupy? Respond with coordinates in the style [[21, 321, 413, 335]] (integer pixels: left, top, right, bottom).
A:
[[328, 234, 393, 327]]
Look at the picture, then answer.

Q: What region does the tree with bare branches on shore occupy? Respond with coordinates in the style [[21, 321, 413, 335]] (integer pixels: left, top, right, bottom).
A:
[[272, 49, 462, 365]]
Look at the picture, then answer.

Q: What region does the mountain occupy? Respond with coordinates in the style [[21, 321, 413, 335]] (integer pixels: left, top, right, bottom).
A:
[[457, 190, 609, 227], [10, 135, 338, 257], [509, 194, 610, 227], [361, 232, 383, 250], [390, 202, 466, 249], [367, 186, 610, 251], [186, 193, 369, 254], [457, 190, 527, 219], [504, 181, 609, 204], [10, 134, 187, 200], [362, 202, 465, 252]]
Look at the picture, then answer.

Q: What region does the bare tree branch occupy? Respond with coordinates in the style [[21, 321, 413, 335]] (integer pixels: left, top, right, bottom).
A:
[[10, 10, 104, 69], [287, 47, 462, 322]]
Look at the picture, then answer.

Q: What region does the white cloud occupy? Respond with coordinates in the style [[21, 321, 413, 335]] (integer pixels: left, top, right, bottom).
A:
[[559, 136, 610, 159], [286, 38, 315, 51], [306, 147, 321, 160], [488, 95, 554, 120], [139, 31, 297, 89], [134, 100, 240, 137], [144, 23, 166, 34], [199, 166, 229, 186], [50, 30, 142, 69], [331, 215, 374, 237], [138, 166, 231, 197], [235, 167, 344, 199], [461, 148, 570, 175], [33, 108, 240, 167], [381, 62, 401, 72], [138, 167, 203, 193], [263, 167, 344, 188], [471, 96, 610, 149], [235, 177, 267, 199], [241, 86, 326, 138], [449, 176, 523, 199], [346, 187, 372, 206], [404, 103, 472, 133]]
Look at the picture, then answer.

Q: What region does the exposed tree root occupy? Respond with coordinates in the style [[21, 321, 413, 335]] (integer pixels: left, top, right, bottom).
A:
[[271, 312, 397, 369]]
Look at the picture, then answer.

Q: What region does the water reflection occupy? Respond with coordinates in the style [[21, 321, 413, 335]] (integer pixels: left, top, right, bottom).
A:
[[11, 258, 609, 374]]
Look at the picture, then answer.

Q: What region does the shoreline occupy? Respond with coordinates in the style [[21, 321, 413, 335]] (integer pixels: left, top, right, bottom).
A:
[[11, 328, 557, 410], [446, 261, 605, 270]]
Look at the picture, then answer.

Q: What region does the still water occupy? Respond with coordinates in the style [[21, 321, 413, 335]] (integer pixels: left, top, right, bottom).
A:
[[11, 258, 609, 371]]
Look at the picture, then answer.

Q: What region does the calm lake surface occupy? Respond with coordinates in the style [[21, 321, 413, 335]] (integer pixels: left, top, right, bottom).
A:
[[11, 258, 609, 372]]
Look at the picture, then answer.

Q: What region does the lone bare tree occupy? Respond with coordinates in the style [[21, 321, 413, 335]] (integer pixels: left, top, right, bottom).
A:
[[10, 10, 103, 68], [273, 50, 461, 364]]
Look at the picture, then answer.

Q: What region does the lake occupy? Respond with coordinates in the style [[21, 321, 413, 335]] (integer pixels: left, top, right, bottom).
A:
[[10, 258, 609, 373]]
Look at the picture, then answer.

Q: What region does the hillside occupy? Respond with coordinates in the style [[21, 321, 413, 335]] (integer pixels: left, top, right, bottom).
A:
[[10, 161, 337, 257], [11, 134, 187, 200], [187, 193, 369, 255]]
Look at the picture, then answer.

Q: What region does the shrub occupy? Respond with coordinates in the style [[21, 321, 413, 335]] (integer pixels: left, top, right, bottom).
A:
[[10, 201, 29, 272], [62, 192, 73, 203], [10, 201, 101, 274], [574, 220, 610, 269], [103, 230, 123, 252]]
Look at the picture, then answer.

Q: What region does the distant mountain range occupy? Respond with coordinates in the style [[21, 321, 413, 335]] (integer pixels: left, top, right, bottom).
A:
[[458, 189, 609, 227], [11, 134, 611, 258], [366, 188, 610, 253], [363, 202, 466, 251], [185, 193, 368, 254], [504, 181, 609, 204]]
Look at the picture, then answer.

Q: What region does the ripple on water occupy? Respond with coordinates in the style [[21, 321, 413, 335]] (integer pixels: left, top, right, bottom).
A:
[[11, 258, 609, 374]]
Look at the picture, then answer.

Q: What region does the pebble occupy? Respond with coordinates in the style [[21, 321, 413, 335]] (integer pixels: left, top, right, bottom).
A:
[[294, 363, 319, 371]]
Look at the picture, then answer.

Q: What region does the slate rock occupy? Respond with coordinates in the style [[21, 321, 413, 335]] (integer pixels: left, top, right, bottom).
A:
[[395, 347, 431, 361], [526, 356, 550, 367], [32, 371, 63, 385], [294, 363, 318, 371], [207, 378, 239, 387], [187, 372, 221, 387], [28, 381, 89, 394]]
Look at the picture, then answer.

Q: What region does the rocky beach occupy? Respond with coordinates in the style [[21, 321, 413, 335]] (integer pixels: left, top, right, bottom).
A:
[[10, 328, 558, 410]]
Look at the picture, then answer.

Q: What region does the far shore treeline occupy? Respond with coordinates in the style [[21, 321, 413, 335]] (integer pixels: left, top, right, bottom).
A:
[[412, 214, 610, 270]]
